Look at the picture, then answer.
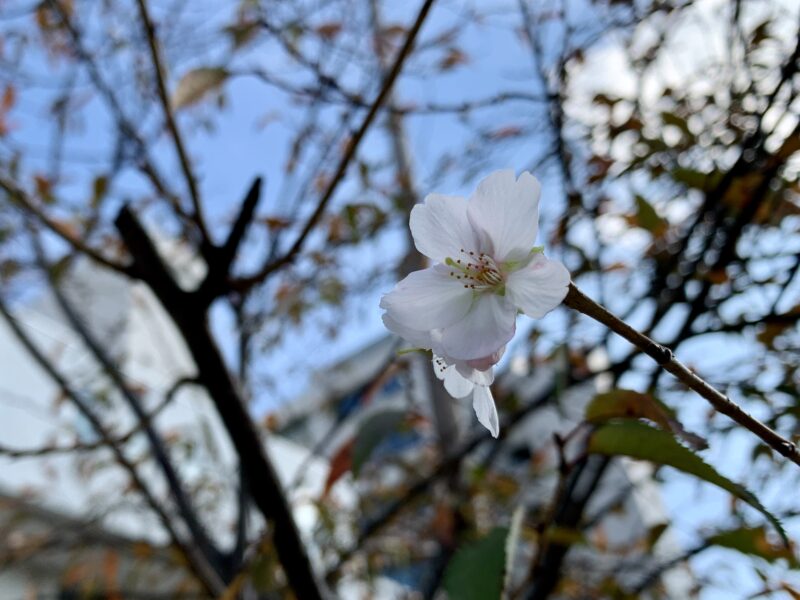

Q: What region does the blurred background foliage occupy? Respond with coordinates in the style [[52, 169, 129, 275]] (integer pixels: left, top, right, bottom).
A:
[[1, 0, 799, 598]]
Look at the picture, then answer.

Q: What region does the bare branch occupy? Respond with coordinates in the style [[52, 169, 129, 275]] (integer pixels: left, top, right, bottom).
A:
[[134, 0, 209, 242], [1, 177, 132, 275], [114, 205, 329, 599], [45, 0, 191, 224], [39, 246, 226, 575], [197, 178, 263, 302], [0, 297, 224, 596], [233, 0, 438, 291], [0, 375, 196, 458], [564, 283, 800, 467]]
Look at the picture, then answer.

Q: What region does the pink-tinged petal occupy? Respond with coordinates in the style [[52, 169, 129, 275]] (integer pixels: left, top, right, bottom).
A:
[[382, 314, 433, 349], [439, 293, 516, 361], [380, 265, 473, 331], [505, 254, 570, 318], [472, 386, 499, 438], [464, 346, 506, 370], [410, 194, 482, 263], [455, 362, 495, 386], [432, 358, 476, 399], [467, 170, 541, 263]]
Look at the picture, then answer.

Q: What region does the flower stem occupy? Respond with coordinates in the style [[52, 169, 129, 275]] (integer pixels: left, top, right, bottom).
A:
[[563, 282, 800, 468]]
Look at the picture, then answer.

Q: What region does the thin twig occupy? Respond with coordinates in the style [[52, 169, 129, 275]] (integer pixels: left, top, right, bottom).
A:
[[0, 298, 223, 596], [234, 0, 437, 290], [46, 0, 190, 224], [40, 247, 226, 574], [2, 177, 132, 275], [134, 0, 208, 242], [0, 375, 196, 458], [564, 283, 800, 467]]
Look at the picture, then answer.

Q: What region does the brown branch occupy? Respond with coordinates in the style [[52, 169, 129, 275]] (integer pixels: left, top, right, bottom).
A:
[[134, 0, 208, 242], [0, 298, 224, 596], [564, 283, 800, 467], [240, 66, 547, 114], [2, 177, 132, 275], [389, 91, 548, 114], [630, 541, 711, 595], [233, 0, 437, 291]]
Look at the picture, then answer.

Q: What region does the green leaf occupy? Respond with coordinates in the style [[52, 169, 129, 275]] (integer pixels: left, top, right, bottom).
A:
[[444, 527, 508, 600], [172, 67, 229, 110], [660, 111, 691, 138], [225, 20, 260, 50], [588, 421, 787, 545], [707, 526, 797, 567], [91, 175, 108, 208], [671, 167, 708, 190], [352, 409, 407, 476], [585, 389, 706, 450], [634, 195, 667, 236], [671, 167, 724, 191]]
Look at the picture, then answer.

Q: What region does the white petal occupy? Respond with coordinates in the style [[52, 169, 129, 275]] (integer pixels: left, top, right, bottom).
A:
[[446, 369, 476, 399], [505, 254, 570, 318], [432, 356, 475, 399], [380, 265, 473, 331], [382, 314, 433, 349], [467, 170, 541, 263], [472, 385, 499, 438], [410, 194, 482, 263], [439, 293, 516, 361]]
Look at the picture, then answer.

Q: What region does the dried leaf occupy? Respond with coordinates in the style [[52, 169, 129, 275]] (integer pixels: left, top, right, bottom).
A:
[[172, 67, 229, 110], [323, 438, 353, 497]]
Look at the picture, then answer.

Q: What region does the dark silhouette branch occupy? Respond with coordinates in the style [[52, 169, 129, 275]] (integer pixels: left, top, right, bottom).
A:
[[114, 206, 328, 599], [39, 248, 227, 577], [197, 177, 263, 302]]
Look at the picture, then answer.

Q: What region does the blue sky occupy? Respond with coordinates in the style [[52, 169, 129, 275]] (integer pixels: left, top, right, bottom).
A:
[[2, 0, 799, 597]]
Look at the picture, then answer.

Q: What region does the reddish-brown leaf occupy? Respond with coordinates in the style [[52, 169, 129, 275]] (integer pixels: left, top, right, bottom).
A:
[[323, 438, 354, 497]]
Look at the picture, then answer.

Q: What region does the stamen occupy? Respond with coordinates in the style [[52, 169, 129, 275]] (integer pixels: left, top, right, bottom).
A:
[[446, 251, 504, 292]]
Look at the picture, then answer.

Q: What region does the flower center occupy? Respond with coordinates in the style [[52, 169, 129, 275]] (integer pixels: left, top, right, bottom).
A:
[[445, 249, 505, 292]]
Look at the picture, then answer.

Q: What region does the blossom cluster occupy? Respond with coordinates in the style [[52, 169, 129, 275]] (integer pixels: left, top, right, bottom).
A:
[[380, 170, 570, 437]]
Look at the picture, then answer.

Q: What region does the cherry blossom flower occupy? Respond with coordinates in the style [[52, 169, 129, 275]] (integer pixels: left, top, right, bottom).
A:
[[381, 169, 570, 436]]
